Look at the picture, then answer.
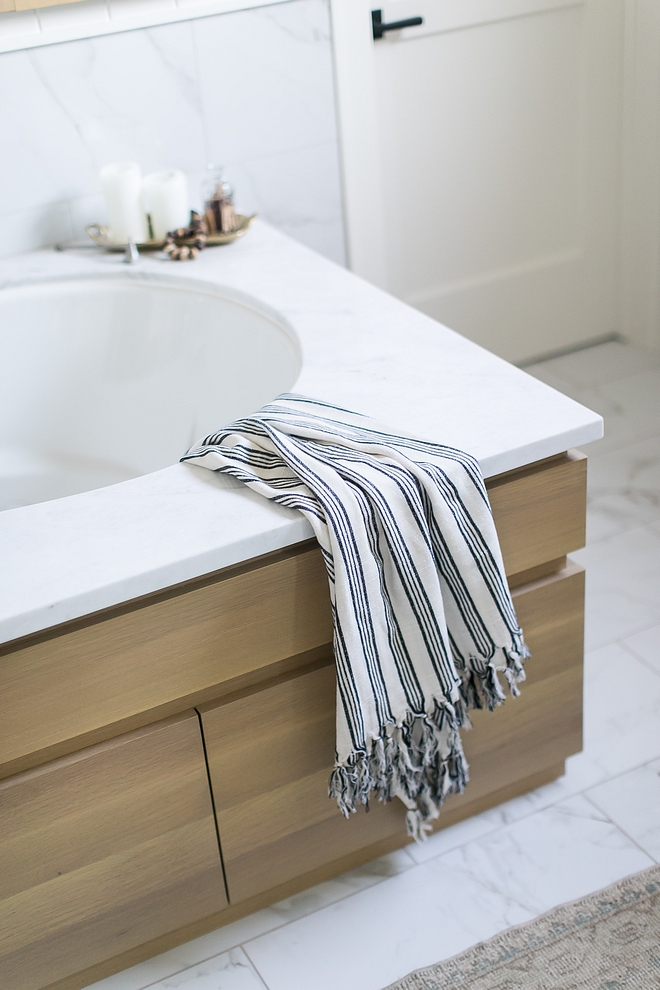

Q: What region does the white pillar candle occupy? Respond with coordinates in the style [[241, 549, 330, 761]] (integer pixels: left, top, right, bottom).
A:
[[100, 162, 148, 245], [142, 170, 190, 241]]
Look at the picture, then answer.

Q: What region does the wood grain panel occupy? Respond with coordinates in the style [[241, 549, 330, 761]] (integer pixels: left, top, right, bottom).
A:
[[202, 561, 584, 903], [487, 450, 586, 576], [0, 713, 227, 990], [0, 451, 585, 781], [0, 546, 332, 777]]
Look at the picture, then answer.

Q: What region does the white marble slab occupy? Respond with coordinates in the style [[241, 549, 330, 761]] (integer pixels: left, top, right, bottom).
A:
[[0, 222, 602, 644]]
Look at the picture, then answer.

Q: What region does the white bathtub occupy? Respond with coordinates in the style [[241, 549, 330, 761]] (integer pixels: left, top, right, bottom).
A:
[[0, 274, 300, 512], [0, 221, 602, 644]]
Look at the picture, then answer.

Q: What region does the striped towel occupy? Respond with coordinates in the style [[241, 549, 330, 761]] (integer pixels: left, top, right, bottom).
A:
[[182, 394, 529, 840]]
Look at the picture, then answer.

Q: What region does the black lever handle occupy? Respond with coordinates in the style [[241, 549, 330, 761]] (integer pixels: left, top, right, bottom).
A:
[[372, 9, 423, 40]]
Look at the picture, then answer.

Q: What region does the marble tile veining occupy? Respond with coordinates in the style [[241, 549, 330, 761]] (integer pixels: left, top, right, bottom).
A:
[[622, 622, 660, 677], [193, 0, 337, 165], [571, 525, 660, 650], [586, 759, 660, 863], [0, 0, 346, 265], [241, 797, 653, 990], [154, 948, 267, 990]]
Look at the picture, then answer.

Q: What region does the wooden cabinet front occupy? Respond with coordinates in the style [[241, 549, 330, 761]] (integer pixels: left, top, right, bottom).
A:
[[200, 561, 584, 904], [0, 712, 227, 990], [199, 662, 406, 903]]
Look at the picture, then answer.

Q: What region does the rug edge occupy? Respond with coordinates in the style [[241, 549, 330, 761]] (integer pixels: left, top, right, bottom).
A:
[[383, 862, 660, 990]]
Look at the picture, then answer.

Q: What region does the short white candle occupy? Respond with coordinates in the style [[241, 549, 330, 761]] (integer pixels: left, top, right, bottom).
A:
[[142, 170, 190, 241], [100, 162, 148, 245]]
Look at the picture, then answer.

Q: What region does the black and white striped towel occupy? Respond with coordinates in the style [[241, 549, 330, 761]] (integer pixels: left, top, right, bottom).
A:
[[182, 394, 529, 840]]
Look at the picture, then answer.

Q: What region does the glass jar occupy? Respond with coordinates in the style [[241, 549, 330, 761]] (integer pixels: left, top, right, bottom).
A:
[[203, 166, 237, 234]]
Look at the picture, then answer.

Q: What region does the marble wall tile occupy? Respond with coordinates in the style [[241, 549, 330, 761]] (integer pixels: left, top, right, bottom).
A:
[[586, 759, 660, 863], [0, 201, 72, 260], [242, 796, 653, 990], [108, 0, 177, 22], [0, 0, 345, 264], [0, 10, 40, 39], [228, 142, 345, 264], [192, 0, 336, 165], [0, 22, 205, 218], [37, 0, 110, 33]]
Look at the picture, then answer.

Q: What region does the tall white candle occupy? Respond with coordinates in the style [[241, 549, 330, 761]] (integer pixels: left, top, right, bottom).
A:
[[142, 170, 190, 241], [100, 162, 148, 245]]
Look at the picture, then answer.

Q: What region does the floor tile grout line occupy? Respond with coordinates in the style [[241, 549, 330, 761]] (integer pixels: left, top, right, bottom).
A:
[[581, 792, 659, 865], [113, 860, 423, 990], [617, 638, 660, 680], [117, 766, 660, 985], [410, 751, 660, 869], [129, 747, 660, 988], [241, 944, 275, 989]]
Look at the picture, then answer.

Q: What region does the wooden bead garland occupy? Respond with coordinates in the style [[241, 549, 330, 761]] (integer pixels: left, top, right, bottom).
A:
[[163, 211, 208, 261]]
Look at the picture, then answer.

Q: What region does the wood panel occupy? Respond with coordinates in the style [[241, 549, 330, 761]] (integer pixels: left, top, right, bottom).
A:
[[201, 561, 584, 904], [0, 546, 332, 778], [440, 561, 584, 818], [0, 712, 227, 990], [487, 450, 586, 577], [0, 451, 585, 781]]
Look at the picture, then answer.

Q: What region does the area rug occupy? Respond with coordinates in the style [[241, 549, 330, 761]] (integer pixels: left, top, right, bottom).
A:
[[384, 864, 660, 989]]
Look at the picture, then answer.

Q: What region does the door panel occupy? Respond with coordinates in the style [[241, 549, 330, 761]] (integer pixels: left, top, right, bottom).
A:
[[333, 0, 622, 361], [0, 713, 227, 990]]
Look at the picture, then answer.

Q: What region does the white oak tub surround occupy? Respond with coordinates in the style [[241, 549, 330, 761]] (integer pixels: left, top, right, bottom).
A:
[[0, 223, 602, 990]]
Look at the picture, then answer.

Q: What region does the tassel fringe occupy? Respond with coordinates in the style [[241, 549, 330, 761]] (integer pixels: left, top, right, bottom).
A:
[[329, 640, 530, 842]]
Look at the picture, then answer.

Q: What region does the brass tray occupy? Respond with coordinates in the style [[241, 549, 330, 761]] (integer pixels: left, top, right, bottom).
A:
[[85, 213, 256, 251]]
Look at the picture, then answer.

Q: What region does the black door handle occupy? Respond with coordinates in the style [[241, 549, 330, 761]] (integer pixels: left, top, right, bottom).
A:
[[372, 9, 423, 40]]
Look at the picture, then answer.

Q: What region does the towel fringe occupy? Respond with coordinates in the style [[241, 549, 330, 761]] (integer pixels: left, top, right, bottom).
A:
[[329, 643, 529, 841]]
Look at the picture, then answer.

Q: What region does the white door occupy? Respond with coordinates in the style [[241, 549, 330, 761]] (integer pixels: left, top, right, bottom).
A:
[[331, 0, 623, 363]]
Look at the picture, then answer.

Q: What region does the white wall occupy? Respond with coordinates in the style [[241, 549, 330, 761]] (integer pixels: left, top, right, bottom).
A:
[[0, 0, 346, 264], [620, 0, 660, 353]]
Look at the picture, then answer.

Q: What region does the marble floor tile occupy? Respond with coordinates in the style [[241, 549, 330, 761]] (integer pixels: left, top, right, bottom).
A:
[[585, 435, 660, 542], [413, 634, 660, 869], [571, 525, 660, 650], [242, 796, 652, 990], [578, 369, 660, 456], [83, 849, 415, 990], [581, 642, 660, 778], [621, 622, 660, 677], [151, 948, 267, 990], [522, 361, 576, 394], [585, 758, 660, 863]]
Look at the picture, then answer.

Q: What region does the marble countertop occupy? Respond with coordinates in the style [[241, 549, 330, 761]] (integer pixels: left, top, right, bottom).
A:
[[0, 222, 602, 646]]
